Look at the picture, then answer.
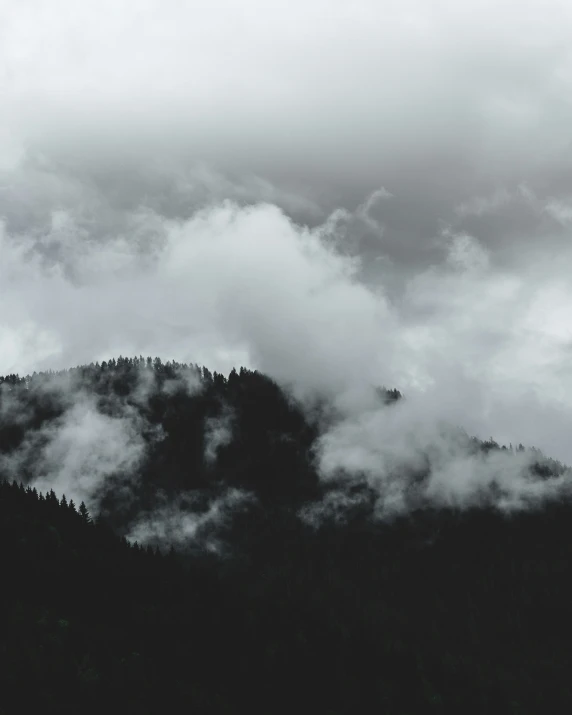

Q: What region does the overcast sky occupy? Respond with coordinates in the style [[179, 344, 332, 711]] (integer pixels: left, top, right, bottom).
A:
[[3, 0, 572, 466]]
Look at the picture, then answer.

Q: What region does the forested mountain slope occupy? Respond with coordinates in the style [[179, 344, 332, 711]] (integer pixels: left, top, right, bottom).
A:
[[1, 357, 572, 713]]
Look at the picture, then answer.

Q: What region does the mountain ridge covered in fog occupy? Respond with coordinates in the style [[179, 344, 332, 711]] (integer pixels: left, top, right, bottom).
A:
[[1, 354, 569, 550], [2, 355, 572, 713]]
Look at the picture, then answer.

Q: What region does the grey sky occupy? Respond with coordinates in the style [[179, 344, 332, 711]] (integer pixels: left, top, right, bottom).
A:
[[2, 0, 572, 470]]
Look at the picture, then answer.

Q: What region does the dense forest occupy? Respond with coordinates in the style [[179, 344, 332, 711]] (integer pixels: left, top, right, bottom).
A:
[[1, 356, 572, 713]]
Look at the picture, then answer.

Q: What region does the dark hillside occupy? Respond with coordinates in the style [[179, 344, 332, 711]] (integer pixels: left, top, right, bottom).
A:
[[1, 358, 572, 713]]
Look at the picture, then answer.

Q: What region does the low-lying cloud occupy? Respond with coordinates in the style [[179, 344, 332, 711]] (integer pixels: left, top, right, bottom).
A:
[[3, 181, 572, 465], [204, 407, 234, 466], [0, 382, 149, 511], [3, 0, 572, 536], [126, 487, 256, 552]]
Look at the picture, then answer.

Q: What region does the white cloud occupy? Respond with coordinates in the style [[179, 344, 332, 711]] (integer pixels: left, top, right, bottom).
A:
[[3, 0, 572, 522], [3, 183, 572, 470], [126, 487, 256, 550], [204, 407, 234, 466], [544, 198, 572, 225], [0, 387, 148, 510]]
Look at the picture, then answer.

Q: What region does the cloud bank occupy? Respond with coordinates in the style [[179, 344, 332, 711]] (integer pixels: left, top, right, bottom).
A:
[[3, 0, 572, 535], [3, 184, 572, 464]]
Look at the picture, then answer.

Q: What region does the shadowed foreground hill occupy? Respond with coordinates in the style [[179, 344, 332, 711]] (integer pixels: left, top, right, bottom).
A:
[[1, 358, 572, 713]]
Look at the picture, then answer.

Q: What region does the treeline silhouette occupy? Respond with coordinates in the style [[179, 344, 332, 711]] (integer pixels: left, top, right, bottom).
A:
[[1, 357, 572, 713]]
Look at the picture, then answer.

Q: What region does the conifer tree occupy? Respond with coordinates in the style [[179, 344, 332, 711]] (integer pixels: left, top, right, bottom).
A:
[[78, 501, 91, 524]]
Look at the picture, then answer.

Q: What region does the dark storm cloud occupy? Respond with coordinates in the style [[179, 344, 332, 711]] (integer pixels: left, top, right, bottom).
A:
[[4, 1, 572, 263]]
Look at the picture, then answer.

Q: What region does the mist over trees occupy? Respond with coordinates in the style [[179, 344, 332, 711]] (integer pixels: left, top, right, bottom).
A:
[[5, 0, 572, 711], [2, 356, 572, 713]]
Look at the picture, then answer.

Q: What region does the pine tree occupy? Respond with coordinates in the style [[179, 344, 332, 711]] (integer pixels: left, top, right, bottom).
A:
[[78, 501, 91, 524]]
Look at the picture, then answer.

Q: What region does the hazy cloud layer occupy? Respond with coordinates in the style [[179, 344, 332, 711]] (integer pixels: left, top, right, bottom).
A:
[[3, 187, 572, 463], [126, 487, 256, 551], [3, 0, 572, 519], [0, 381, 150, 510], [313, 399, 572, 520], [204, 407, 234, 466]]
